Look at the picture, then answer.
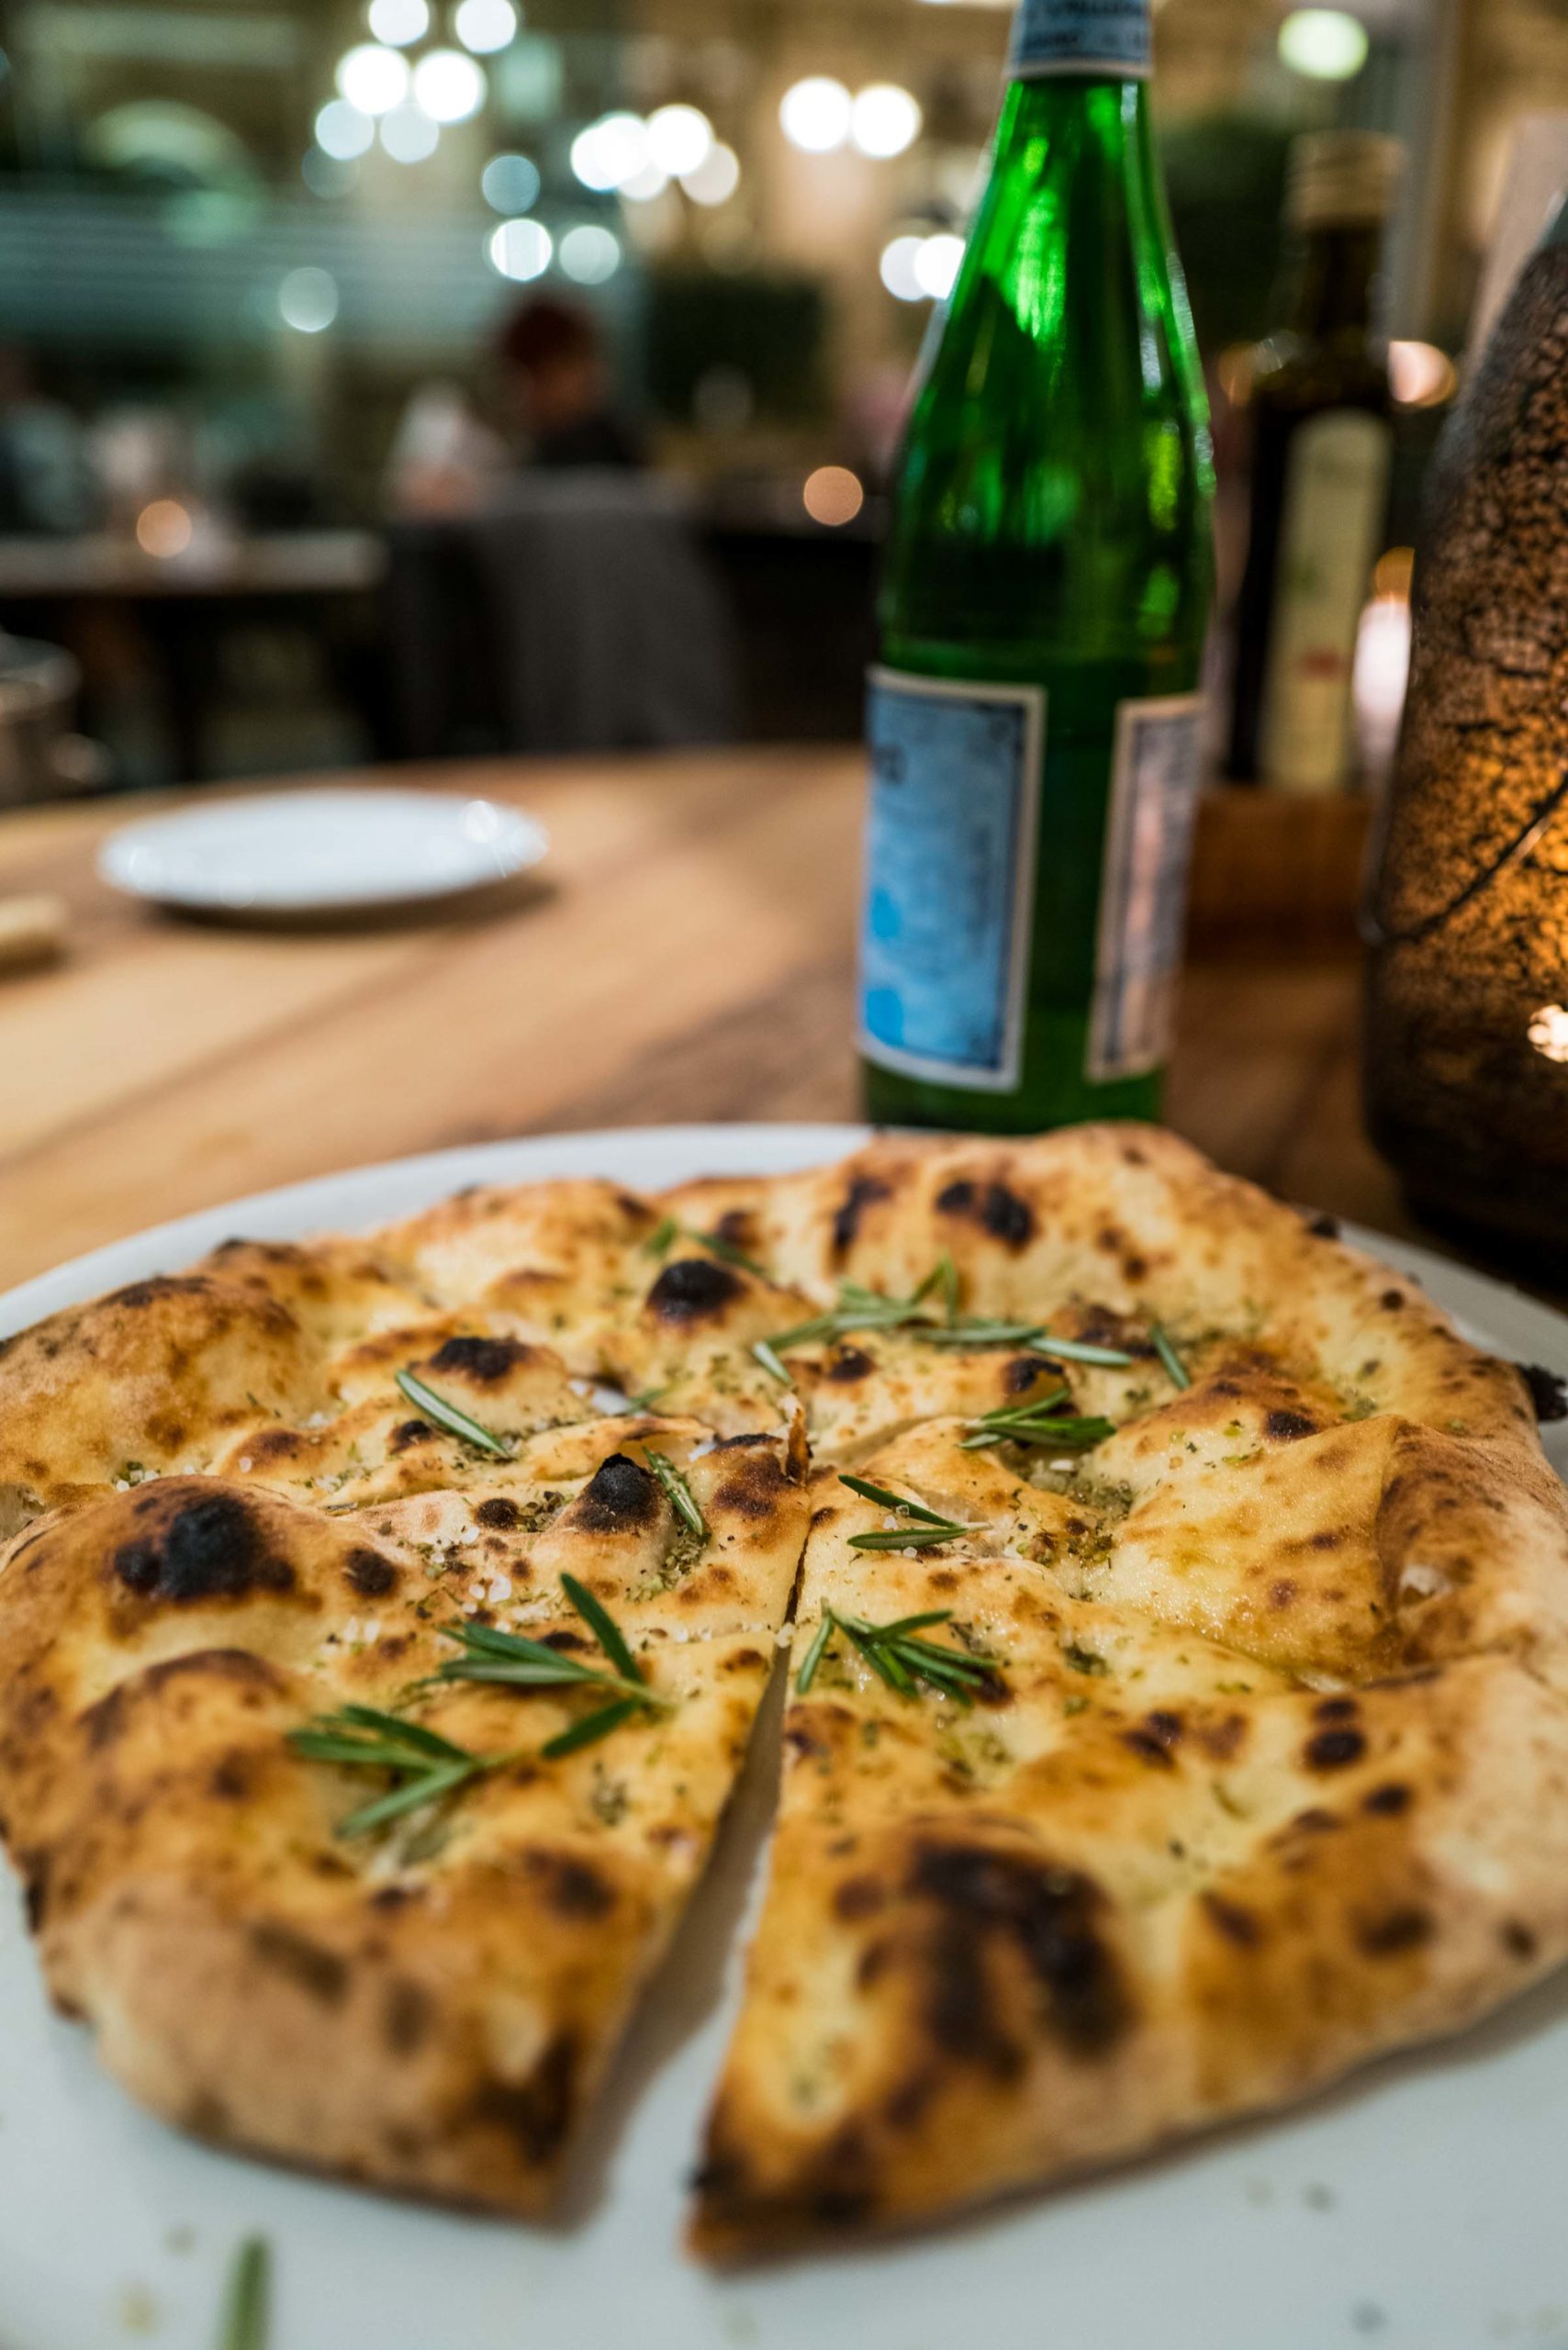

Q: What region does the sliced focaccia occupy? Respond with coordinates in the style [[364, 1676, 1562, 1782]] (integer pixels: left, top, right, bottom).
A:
[[0, 1416, 806, 2217], [691, 1405, 1568, 2256]]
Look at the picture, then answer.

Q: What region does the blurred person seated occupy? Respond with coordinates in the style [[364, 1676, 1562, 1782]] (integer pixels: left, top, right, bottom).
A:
[[0, 348, 97, 536], [497, 296, 644, 473], [386, 382, 508, 521]]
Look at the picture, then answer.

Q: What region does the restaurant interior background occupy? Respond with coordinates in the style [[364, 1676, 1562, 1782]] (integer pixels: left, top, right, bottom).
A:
[[0, 0, 1562, 791]]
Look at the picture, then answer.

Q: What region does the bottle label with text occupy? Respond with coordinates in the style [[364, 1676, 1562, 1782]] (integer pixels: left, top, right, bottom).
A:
[[1010, 0, 1151, 79], [1259, 407, 1392, 794], [1086, 692, 1205, 1082], [859, 671, 1045, 1091]]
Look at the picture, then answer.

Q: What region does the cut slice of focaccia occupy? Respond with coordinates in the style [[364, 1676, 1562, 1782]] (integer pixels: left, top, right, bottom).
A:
[[0, 1414, 807, 2217], [692, 1367, 1568, 2257]]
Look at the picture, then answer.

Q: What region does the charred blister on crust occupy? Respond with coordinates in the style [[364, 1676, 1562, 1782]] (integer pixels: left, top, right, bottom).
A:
[[424, 1334, 537, 1384], [909, 1841, 1131, 2063], [645, 1258, 745, 1325], [832, 1177, 892, 1257], [934, 1180, 1036, 1250], [111, 1489, 295, 1605], [571, 1452, 662, 1532]]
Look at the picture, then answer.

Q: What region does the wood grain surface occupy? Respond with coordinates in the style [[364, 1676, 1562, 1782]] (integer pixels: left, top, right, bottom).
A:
[[0, 747, 1416, 1293]]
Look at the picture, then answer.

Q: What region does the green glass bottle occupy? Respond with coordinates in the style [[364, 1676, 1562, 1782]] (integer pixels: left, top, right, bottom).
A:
[[860, 0, 1215, 1135]]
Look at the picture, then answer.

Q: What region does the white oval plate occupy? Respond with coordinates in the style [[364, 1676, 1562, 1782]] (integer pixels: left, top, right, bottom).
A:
[[4, 1125, 1568, 2350], [97, 789, 548, 915]]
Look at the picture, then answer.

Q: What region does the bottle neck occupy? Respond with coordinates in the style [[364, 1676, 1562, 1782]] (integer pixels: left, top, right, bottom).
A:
[[1008, 0, 1150, 81], [993, 69, 1153, 170], [1286, 221, 1384, 341]]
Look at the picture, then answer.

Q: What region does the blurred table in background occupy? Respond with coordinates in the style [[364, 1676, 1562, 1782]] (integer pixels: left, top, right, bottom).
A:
[[0, 744, 1407, 1292], [0, 530, 386, 785]]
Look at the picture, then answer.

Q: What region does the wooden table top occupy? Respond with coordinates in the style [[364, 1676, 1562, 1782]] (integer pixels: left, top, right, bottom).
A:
[[0, 746, 1418, 1295]]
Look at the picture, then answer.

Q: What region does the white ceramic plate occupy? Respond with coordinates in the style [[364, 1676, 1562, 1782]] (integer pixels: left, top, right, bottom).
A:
[[97, 789, 548, 915], [4, 1124, 1568, 2350]]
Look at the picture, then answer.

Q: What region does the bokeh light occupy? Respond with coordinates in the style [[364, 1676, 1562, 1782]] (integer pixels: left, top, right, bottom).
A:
[[412, 48, 486, 123], [802, 465, 865, 526], [454, 0, 518, 53], [570, 112, 648, 192], [366, 0, 429, 46], [559, 224, 622, 284], [646, 104, 713, 177], [335, 43, 409, 116], [779, 77, 852, 154], [277, 265, 340, 332], [481, 151, 541, 213], [135, 499, 194, 558], [379, 101, 440, 162], [850, 84, 922, 159], [487, 217, 553, 280], [1277, 8, 1369, 80], [681, 141, 740, 207]]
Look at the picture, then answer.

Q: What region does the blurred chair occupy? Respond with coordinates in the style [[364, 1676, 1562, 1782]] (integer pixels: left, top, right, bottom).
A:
[[384, 474, 738, 760]]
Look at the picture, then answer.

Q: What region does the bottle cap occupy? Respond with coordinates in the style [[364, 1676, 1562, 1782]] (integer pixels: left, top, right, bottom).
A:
[[1287, 131, 1405, 229]]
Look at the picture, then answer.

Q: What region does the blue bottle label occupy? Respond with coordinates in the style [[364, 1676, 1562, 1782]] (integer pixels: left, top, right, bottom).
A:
[[859, 670, 1045, 1091], [1086, 693, 1204, 1080], [1010, 0, 1151, 77]]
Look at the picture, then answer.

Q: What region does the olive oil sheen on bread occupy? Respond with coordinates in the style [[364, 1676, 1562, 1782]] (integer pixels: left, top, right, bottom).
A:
[[859, 0, 1215, 1135]]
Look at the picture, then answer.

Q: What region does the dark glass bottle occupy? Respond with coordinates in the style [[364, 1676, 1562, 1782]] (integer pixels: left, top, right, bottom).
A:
[[1363, 196, 1568, 1262], [858, 0, 1214, 1136], [1227, 131, 1401, 794]]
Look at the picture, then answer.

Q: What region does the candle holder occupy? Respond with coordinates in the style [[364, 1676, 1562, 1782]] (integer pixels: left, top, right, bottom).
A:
[[1363, 197, 1568, 1264]]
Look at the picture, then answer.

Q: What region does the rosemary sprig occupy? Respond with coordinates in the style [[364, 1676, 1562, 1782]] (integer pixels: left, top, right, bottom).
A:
[[1151, 1322, 1191, 1391], [394, 1366, 512, 1459], [752, 1337, 791, 1384], [218, 2236, 269, 2350], [644, 1448, 707, 1539], [959, 1399, 1115, 1452], [921, 1317, 1049, 1349], [764, 1258, 958, 1354], [643, 1214, 680, 1257], [838, 1472, 972, 1550], [288, 1706, 506, 1839], [433, 1617, 651, 1706], [796, 1606, 1002, 1707], [1030, 1331, 1137, 1369]]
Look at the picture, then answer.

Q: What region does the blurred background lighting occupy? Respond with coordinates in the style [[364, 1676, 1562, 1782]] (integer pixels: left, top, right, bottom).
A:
[[680, 140, 740, 207], [487, 216, 552, 280], [335, 42, 409, 116], [412, 49, 486, 123], [850, 84, 923, 159], [454, 0, 519, 54], [1389, 338, 1458, 407], [570, 111, 649, 193], [1277, 8, 1370, 80], [913, 230, 964, 298], [559, 223, 622, 284], [313, 98, 375, 160], [646, 103, 714, 177], [277, 265, 340, 332], [620, 154, 670, 202], [481, 151, 540, 213], [135, 498, 193, 558], [802, 465, 865, 526], [379, 101, 440, 162], [366, 0, 429, 45], [779, 76, 853, 153], [879, 232, 926, 300]]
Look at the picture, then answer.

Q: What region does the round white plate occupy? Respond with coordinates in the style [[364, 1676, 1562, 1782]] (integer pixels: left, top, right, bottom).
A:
[[4, 1124, 1568, 2350], [97, 789, 548, 915]]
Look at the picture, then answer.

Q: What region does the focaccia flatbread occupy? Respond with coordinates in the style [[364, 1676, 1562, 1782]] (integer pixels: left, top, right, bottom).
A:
[[0, 1125, 1564, 2256]]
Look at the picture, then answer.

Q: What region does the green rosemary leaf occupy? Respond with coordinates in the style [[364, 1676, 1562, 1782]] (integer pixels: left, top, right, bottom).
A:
[[837, 1472, 968, 1530], [435, 1620, 644, 1702], [643, 1214, 679, 1257], [843, 1618, 915, 1694], [218, 2235, 270, 2350], [847, 1524, 971, 1551], [765, 1311, 841, 1350], [393, 1366, 512, 1458], [1031, 1333, 1137, 1369], [644, 1448, 708, 1541], [752, 1337, 792, 1384], [695, 1227, 768, 1279], [338, 1757, 484, 1839], [561, 1570, 644, 1686], [1151, 1322, 1192, 1391], [542, 1695, 645, 1759], [959, 1405, 1114, 1452], [793, 1610, 837, 1695], [922, 1319, 1047, 1349]]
